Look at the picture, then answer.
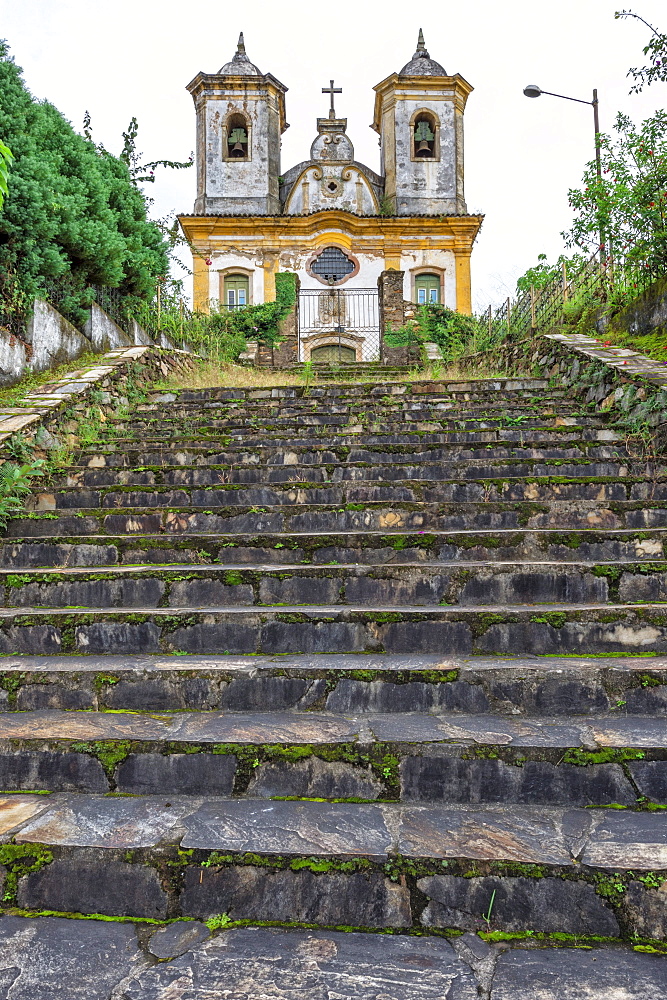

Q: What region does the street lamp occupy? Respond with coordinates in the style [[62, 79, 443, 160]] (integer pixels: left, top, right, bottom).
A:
[[523, 84, 605, 254]]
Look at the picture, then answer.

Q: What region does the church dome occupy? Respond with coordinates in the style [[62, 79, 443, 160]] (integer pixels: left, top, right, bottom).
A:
[[399, 29, 446, 76], [219, 32, 262, 75]]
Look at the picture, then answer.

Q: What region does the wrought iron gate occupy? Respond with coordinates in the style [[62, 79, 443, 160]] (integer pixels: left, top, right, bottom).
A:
[[298, 288, 380, 362]]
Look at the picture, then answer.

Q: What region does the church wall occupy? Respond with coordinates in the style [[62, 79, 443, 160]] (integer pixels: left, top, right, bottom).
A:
[[203, 241, 458, 306], [294, 250, 385, 292], [284, 166, 378, 216], [399, 248, 457, 308], [207, 251, 264, 305], [393, 98, 458, 215]]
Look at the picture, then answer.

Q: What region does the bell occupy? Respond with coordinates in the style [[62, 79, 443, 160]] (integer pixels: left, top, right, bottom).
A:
[[231, 142, 245, 155], [417, 139, 431, 154]]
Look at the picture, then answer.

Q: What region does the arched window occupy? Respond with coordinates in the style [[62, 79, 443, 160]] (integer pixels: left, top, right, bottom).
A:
[[415, 273, 440, 304], [225, 113, 250, 160], [224, 274, 249, 309], [412, 113, 437, 159]]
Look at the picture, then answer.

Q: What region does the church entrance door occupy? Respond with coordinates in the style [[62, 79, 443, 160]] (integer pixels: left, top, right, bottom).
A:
[[298, 288, 380, 363]]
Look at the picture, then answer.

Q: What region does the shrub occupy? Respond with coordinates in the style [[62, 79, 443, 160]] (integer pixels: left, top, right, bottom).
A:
[[0, 41, 170, 327]]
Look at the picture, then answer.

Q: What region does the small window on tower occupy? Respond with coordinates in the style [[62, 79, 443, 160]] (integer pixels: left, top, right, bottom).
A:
[[226, 113, 250, 160], [413, 114, 436, 159]]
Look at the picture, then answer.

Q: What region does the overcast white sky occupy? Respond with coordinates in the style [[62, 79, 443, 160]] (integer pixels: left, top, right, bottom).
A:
[[1, 0, 665, 309]]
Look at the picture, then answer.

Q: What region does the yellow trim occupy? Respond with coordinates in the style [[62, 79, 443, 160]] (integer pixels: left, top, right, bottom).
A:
[[454, 250, 472, 315], [262, 251, 280, 302], [193, 254, 210, 314], [179, 210, 483, 311]]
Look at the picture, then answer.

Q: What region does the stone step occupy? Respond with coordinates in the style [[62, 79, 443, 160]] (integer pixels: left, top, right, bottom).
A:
[[2, 528, 665, 569], [4, 602, 667, 655], [73, 430, 636, 469], [110, 399, 599, 419], [131, 399, 577, 422], [67, 441, 629, 474], [139, 385, 569, 406], [165, 376, 551, 399], [10, 501, 667, 537], [1, 651, 666, 714], [0, 703, 666, 801], [2, 560, 667, 608], [1, 793, 666, 938], [37, 476, 664, 510], [95, 417, 610, 446], [116, 408, 597, 433], [51, 458, 643, 490], [0, 921, 663, 1000]]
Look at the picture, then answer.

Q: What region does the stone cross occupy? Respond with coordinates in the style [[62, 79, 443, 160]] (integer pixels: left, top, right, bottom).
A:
[[322, 79, 342, 120]]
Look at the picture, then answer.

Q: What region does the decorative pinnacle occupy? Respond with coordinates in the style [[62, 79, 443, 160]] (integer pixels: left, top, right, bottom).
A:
[[415, 28, 429, 57], [237, 32, 246, 55]]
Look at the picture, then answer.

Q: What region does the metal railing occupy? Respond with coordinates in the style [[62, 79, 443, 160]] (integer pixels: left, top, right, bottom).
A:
[[478, 249, 666, 348], [298, 288, 380, 362]]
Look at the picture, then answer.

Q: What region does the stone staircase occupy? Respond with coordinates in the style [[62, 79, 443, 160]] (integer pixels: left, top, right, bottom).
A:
[[0, 373, 666, 997]]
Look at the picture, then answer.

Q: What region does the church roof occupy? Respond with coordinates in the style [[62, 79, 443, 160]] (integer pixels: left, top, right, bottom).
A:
[[219, 32, 262, 75], [399, 29, 446, 76]]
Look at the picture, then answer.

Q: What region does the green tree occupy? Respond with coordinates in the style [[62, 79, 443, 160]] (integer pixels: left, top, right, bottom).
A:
[[515, 253, 588, 294], [0, 138, 12, 210], [562, 110, 667, 272], [0, 41, 171, 325], [615, 10, 667, 92]]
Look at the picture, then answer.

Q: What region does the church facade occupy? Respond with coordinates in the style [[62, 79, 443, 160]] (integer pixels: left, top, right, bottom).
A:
[[179, 31, 483, 363]]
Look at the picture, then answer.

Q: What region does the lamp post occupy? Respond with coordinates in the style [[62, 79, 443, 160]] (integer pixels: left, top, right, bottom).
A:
[[523, 84, 605, 256]]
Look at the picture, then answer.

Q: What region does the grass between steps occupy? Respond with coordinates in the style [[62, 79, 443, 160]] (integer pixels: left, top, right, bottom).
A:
[[2, 905, 664, 951], [152, 359, 518, 392]]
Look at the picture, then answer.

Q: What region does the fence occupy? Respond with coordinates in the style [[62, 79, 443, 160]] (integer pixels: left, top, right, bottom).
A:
[[478, 249, 666, 348]]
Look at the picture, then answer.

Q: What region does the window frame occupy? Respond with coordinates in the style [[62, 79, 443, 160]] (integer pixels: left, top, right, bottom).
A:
[[222, 273, 251, 310], [306, 245, 360, 287], [223, 112, 252, 163], [413, 271, 443, 305], [409, 108, 441, 163]]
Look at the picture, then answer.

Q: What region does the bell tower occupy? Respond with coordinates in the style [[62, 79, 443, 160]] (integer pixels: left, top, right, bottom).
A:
[[372, 30, 472, 216], [186, 33, 288, 215]]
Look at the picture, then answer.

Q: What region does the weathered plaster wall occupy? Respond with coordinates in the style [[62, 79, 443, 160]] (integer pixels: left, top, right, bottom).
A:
[[130, 319, 152, 347], [0, 331, 28, 387], [393, 98, 459, 215], [207, 243, 388, 302], [27, 300, 93, 374], [196, 85, 281, 215], [399, 249, 457, 307], [1, 300, 94, 388], [207, 251, 264, 304], [84, 303, 132, 353], [284, 165, 378, 216]]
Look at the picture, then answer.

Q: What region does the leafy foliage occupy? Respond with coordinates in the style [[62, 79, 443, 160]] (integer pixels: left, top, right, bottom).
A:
[[615, 10, 667, 92], [563, 110, 667, 272], [0, 41, 170, 321], [138, 272, 298, 361], [0, 458, 45, 529], [516, 253, 588, 293], [385, 304, 492, 362], [0, 137, 12, 210], [415, 303, 482, 355]]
